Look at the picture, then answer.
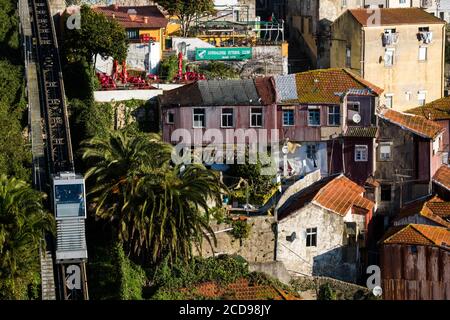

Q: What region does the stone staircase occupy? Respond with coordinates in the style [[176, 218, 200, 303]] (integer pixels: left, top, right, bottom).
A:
[[40, 250, 57, 300]]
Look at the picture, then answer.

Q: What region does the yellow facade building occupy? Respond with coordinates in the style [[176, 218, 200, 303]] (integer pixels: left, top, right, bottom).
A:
[[330, 8, 446, 111]]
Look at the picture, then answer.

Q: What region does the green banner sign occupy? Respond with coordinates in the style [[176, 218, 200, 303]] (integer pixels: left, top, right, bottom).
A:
[[195, 47, 252, 61]]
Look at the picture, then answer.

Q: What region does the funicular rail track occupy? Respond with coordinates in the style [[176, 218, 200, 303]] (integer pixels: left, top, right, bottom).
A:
[[29, 0, 88, 300]]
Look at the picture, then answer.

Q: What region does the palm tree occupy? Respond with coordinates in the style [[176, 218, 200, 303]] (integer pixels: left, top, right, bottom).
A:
[[0, 175, 54, 299], [81, 129, 225, 264]]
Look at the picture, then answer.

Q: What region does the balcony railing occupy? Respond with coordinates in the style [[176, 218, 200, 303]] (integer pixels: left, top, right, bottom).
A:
[[382, 33, 399, 46]]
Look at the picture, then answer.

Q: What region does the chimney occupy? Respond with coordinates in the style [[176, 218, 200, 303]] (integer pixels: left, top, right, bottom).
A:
[[143, 16, 148, 24], [127, 9, 137, 22], [112, 13, 115, 19]]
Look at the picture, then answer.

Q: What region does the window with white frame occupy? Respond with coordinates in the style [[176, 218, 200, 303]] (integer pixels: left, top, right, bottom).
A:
[[385, 94, 393, 108], [418, 91, 426, 106], [384, 48, 395, 67], [342, 0, 347, 7], [221, 108, 234, 127], [399, 0, 406, 3], [328, 105, 340, 125], [250, 108, 263, 127], [347, 101, 360, 124], [283, 109, 294, 126], [379, 142, 392, 161], [308, 107, 321, 126], [167, 112, 174, 124], [355, 145, 368, 162], [418, 46, 427, 61], [306, 227, 317, 247], [193, 108, 205, 128]]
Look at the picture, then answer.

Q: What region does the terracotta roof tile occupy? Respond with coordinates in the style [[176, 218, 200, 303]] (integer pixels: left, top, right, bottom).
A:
[[313, 175, 374, 216], [348, 8, 444, 26], [433, 165, 450, 191], [93, 5, 168, 29], [382, 224, 450, 249], [395, 196, 450, 228], [406, 97, 450, 120], [378, 107, 444, 139], [427, 202, 450, 217], [184, 278, 301, 300], [344, 126, 378, 138], [278, 174, 374, 219], [289, 68, 382, 104]]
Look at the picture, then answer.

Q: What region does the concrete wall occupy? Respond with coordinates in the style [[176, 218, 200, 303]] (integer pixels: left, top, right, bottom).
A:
[[276, 169, 322, 211], [277, 202, 359, 283], [196, 216, 276, 263], [248, 261, 292, 285], [94, 84, 184, 102]]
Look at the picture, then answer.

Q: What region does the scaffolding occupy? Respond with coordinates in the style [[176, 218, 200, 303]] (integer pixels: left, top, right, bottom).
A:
[[193, 5, 284, 47]]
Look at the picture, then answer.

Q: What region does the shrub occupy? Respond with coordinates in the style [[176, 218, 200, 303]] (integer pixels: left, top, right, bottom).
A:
[[318, 283, 337, 300]]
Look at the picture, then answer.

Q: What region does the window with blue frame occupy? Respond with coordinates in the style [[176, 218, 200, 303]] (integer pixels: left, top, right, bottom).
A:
[[126, 29, 139, 40], [283, 109, 294, 126], [308, 108, 320, 126]]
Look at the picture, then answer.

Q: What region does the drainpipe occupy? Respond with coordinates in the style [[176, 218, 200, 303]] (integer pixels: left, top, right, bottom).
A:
[[361, 28, 365, 78], [442, 24, 445, 98]]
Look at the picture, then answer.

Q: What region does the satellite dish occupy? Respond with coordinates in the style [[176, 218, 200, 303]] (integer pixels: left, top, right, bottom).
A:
[[352, 113, 362, 124]]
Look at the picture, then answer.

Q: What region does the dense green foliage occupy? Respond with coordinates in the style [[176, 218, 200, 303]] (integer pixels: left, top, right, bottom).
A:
[[318, 283, 337, 300], [227, 156, 277, 206], [158, 0, 215, 37], [0, 1, 31, 181], [0, 175, 54, 299], [150, 255, 249, 299], [197, 61, 239, 80], [115, 242, 147, 300], [159, 54, 186, 82], [229, 219, 251, 240], [63, 5, 127, 72], [81, 129, 225, 264]]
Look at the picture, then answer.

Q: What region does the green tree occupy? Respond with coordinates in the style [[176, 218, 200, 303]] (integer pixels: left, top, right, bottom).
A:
[[158, 0, 215, 37], [63, 5, 128, 72], [81, 129, 225, 264], [0, 175, 54, 299]]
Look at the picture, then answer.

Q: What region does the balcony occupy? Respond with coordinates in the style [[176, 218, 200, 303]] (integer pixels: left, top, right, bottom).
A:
[[421, 0, 433, 8], [418, 31, 433, 44], [382, 32, 399, 46]]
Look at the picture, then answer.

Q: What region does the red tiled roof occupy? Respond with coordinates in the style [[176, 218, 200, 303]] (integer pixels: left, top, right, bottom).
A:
[[406, 97, 450, 120], [427, 202, 450, 217], [93, 5, 168, 29], [382, 224, 450, 249], [348, 8, 444, 26], [278, 174, 374, 219], [433, 165, 450, 191], [291, 68, 382, 104], [395, 196, 450, 228], [313, 175, 374, 216], [182, 278, 301, 300], [378, 107, 444, 139]]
